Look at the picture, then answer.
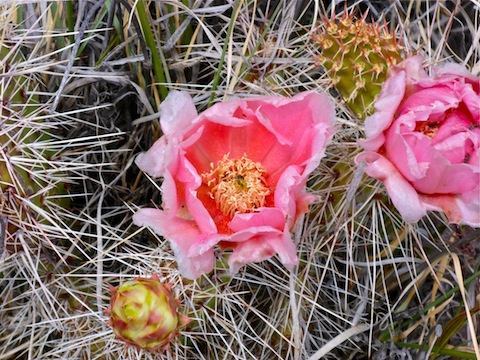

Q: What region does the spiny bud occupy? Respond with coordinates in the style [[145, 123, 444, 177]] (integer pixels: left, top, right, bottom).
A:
[[314, 12, 404, 119], [106, 275, 190, 351]]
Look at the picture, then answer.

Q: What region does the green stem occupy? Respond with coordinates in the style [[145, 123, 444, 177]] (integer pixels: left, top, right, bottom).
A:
[[396, 342, 478, 359], [208, 0, 242, 106], [66, 0, 75, 44], [380, 270, 480, 342], [135, 0, 169, 100], [181, 0, 193, 45]]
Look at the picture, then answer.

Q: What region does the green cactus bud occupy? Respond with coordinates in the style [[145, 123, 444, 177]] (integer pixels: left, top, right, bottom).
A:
[[314, 12, 404, 119], [107, 275, 190, 351]]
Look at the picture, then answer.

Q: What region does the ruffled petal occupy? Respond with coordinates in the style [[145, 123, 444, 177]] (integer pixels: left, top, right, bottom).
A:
[[227, 235, 279, 274], [433, 61, 480, 85], [229, 223, 282, 241], [420, 190, 480, 228], [227, 228, 298, 273], [229, 207, 285, 232], [274, 165, 312, 227], [161, 170, 180, 215], [132, 208, 214, 279], [400, 54, 428, 83], [433, 109, 473, 146], [455, 186, 480, 227], [397, 86, 460, 119], [361, 71, 406, 151], [267, 227, 298, 269], [159, 90, 198, 138], [355, 152, 427, 222], [187, 233, 225, 257], [185, 187, 217, 234], [135, 137, 169, 178]]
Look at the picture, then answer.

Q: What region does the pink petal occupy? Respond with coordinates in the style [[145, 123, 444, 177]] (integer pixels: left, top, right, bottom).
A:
[[413, 160, 478, 195], [228, 237, 277, 273], [266, 228, 298, 269], [355, 152, 427, 222], [433, 61, 480, 86], [190, 208, 298, 272], [186, 120, 277, 174], [400, 55, 428, 83], [460, 83, 480, 121], [397, 86, 460, 117], [229, 227, 284, 243], [229, 208, 286, 232], [132, 208, 214, 279], [251, 92, 335, 176], [187, 220, 284, 257], [161, 171, 181, 215], [455, 187, 480, 227], [135, 137, 169, 178], [361, 69, 406, 151], [159, 91, 198, 138], [432, 130, 478, 166], [185, 187, 217, 234], [387, 131, 479, 194], [420, 189, 480, 228], [169, 155, 218, 234], [433, 109, 473, 146], [419, 62, 479, 120], [274, 165, 313, 227], [385, 122, 431, 182], [247, 92, 332, 147], [361, 55, 429, 152], [198, 100, 255, 127], [187, 233, 225, 257], [227, 231, 298, 274]]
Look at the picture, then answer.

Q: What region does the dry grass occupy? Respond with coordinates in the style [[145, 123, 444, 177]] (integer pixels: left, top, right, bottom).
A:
[[0, 0, 479, 359]]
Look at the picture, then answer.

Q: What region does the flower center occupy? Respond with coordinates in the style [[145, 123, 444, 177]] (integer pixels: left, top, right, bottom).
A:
[[201, 154, 271, 218], [416, 121, 440, 139]]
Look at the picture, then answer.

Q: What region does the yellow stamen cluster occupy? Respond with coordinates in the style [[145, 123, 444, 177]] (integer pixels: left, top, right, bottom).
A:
[[417, 121, 440, 139], [201, 154, 271, 218]]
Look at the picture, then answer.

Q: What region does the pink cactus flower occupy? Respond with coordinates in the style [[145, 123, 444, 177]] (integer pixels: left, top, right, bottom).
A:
[[356, 55, 480, 226], [133, 91, 335, 279]]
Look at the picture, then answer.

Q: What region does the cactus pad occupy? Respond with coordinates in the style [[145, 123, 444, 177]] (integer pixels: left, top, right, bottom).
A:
[[314, 12, 404, 119]]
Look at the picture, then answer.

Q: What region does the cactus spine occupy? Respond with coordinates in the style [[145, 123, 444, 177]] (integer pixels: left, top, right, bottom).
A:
[[1, 35, 69, 240]]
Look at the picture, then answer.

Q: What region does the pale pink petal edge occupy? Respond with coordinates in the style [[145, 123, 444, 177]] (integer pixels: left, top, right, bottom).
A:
[[227, 230, 298, 274], [132, 208, 214, 279], [355, 152, 428, 223], [420, 189, 480, 227], [159, 90, 198, 138]]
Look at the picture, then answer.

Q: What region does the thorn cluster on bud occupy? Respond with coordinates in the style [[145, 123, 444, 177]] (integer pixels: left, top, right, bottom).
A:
[[106, 275, 190, 351], [314, 11, 404, 119]]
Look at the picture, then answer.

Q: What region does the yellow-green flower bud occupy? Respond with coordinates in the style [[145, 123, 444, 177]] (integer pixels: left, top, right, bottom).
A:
[[107, 275, 190, 351]]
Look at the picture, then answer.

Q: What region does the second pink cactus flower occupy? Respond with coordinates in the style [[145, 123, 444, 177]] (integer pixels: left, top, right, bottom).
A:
[[356, 55, 480, 226]]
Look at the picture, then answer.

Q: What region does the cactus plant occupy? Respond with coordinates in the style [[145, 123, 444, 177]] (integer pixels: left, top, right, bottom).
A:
[[1, 37, 69, 242], [314, 11, 404, 119]]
